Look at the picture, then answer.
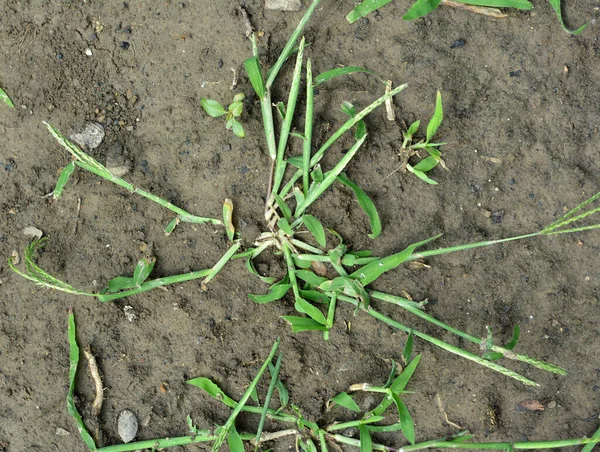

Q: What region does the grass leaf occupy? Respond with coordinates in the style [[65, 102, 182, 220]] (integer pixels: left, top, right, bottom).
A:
[[274, 194, 293, 223], [201, 98, 227, 117], [53, 161, 76, 200], [0, 87, 14, 108], [295, 297, 328, 325], [426, 90, 443, 143], [351, 236, 440, 285], [406, 163, 438, 185], [403, 0, 443, 20], [314, 66, 382, 86], [506, 324, 520, 350], [228, 425, 244, 452], [404, 120, 420, 140], [248, 284, 292, 304], [244, 56, 266, 98], [390, 354, 422, 393], [346, 0, 394, 23], [547, 0, 587, 34], [303, 214, 327, 247], [337, 173, 381, 239], [67, 309, 97, 450], [331, 392, 361, 412], [359, 423, 372, 452], [412, 156, 439, 173], [383, 360, 398, 389], [282, 316, 328, 332], [457, 0, 532, 7], [403, 332, 414, 364], [133, 257, 156, 287], [186, 377, 238, 408], [390, 393, 415, 444], [295, 270, 327, 286]]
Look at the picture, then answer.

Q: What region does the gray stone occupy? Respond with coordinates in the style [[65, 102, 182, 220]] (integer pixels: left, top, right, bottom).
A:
[[265, 0, 303, 11], [117, 409, 138, 443], [105, 141, 131, 177], [70, 122, 105, 149]]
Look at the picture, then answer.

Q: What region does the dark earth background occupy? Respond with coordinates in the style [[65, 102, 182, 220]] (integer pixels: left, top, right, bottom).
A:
[[1, 0, 600, 450]]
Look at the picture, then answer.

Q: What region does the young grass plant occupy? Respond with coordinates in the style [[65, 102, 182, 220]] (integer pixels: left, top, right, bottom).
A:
[[0, 86, 14, 108], [346, 0, 587, 34], [67, 311, 600, 451]]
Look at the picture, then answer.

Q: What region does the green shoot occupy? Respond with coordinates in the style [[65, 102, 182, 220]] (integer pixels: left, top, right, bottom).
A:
[[548, 0, 588, 34], [10, 238, 242, 302], [43, 122, 222, 234], [201, 93, 246, 138], [0, 86, 14, 108]]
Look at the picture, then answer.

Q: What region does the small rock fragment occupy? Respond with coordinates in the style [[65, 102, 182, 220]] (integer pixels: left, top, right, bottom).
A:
[[10, 250, 20, 265], [117, 409, 138, 443], [85, 48, 93, 56], [70, 122, 105, 149], [265, 0, 303, 11], [515, 399, 544, 412], [124, 306, 138, 322], [22, 226, 43, 239], [450, 39, 465, 49], [547, 400, 557, 409], [55, 427, 71, 436], [105, 141, 131, 177]]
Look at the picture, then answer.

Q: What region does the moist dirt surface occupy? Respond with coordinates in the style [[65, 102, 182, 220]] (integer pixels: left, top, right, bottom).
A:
[[1, 1, 600, 451]]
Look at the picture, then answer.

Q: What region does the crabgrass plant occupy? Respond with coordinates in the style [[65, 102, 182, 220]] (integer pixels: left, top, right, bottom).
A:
[[346, 0, 587, 34], [0, 86, 14, 108], [67, 311, 600, 451], [10, 0, 600, 388]]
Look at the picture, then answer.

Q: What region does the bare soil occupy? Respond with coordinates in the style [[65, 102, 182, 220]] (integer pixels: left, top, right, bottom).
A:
[[1, 0, 600, 450]]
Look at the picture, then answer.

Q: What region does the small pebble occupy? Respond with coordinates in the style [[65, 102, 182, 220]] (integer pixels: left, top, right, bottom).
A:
[[450, 39, 465, 49], [85, 48, 93, 56], [55, 427, 70, 436], [265, 0, 302, 10], [117, 410, 138, 443], [56, 53, 63, 60], [22, 226, 43, 239], [70, 122, 105, 149], [491, 211, 504, 224], [120, 41, 130, 50], [509, 70, 522, 77], [222, 144, 231, 151], [547, 401, 557, 409], [508, 178, 516, 185]]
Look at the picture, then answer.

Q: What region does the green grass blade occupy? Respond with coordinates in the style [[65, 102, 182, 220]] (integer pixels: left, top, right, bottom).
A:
[[346, 0, 394, 23], [254, 352, 283, 451], [0, 86, 14, 108], [248, 283, 292, 304], [303, 214, 327, 247], [201, 241, 242, 287], [227, 426, 244, 452], [187, 377, 238, 408], [412, 156, 439, 173], [303, 58, 314, 197], [391, 393, 415, 444], [456, 0, 532, 8], [371, 355, 421, 417], [359, 424, 372, 452], [244, 56, 266, 99], [272, 37, 305, 197], [295, 297, 327, 325], [297, 135, 367, 216], [67, 309, 97, 450], [279, 84, 408, 200], [542, 191, 600, 233], [282, 316, 328, 332], [53, 161, 76, 200], [403, 0, 443, 20], [265, 0, 322, 88], [426, 90, 443, 143], [581, 424, 600, 452], [211, 339, 281, 451], [132, 257, 156, 287], [274, 194, 293, 223], [313, 66, 384, 86], [350, 235, 440, 285], [337, 173, 381, 238], [330, 392, 361, 413], [406, 163, 438, 184]]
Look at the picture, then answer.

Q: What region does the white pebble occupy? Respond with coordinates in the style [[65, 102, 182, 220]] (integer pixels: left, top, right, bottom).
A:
[[117, 410, 138, 443]]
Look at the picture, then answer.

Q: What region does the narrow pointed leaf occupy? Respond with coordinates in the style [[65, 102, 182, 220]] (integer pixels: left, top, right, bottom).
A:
[[426, 90, 443, 143], [359, 424, 372, 452], [412, 156, 439, 173], [390, 354, 422, 393], [403, 332, 414, 364], [248, 284, 292, 304], [547, 0, 587, 34], [133, 257, 156, 287], [53, 161, 76, 200], [337, 173, 381, 238], [347, 0, 394, 23], [350, 236, 440, 285], [391, 393, 415, 444], [0, 87, 14, 108], [295, 297, 327, 325], [331, 392, 361, 412], [506, 324, 520, 350], [186, 377, 237, 408], [458, 0, 532, 8], [314, 66, 382, 86], [274, 194, 293, 223], [295, 270, 327, 286], [106, 276, 137, 293], [303, 214, 327, 247], [407, 164, 438, 185], [201, 98, 227, 117], [244, 56, 266, 98], [228, 425, 244, 452], [277, 217, 294, 236], [282, 316, 328, 332], [403, 0, 443, 20], [404, 120, 420, 140]]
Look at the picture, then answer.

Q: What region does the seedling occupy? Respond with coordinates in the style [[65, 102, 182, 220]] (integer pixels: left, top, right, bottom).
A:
[[67, 312, 600, 451], [201, 93, 246, 138], [0, 86, 14, 108], [390, 90, 446, 185], [346, 0, 587, 35]]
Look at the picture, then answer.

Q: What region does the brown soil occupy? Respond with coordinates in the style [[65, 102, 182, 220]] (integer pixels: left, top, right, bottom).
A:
[[1, 0, 599, 450]]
